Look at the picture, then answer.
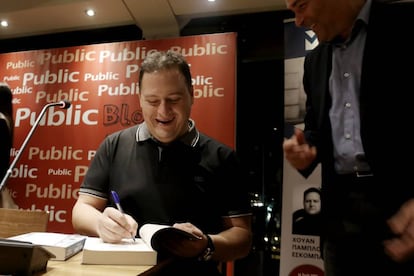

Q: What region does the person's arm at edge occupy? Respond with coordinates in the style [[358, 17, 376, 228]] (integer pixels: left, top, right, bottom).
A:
[[210, 215, 252, 261]]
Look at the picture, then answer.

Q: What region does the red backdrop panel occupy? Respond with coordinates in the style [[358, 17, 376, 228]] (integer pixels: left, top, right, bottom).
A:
[[0, 33, 236, 233]]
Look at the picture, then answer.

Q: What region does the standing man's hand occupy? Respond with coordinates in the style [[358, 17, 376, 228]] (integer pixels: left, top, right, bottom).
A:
[[283, 128, 317, 170], [384, 199, 414, 262]]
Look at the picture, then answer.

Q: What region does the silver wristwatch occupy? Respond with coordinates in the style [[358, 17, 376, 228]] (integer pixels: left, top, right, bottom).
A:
[[198, 234, 215, 261]]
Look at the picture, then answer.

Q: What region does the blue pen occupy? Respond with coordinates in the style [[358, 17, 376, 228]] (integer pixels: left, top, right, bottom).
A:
[[111, 190, 136, 241]]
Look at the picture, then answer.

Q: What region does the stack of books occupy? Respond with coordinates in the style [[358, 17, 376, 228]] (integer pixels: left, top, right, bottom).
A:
[[9, 232, 86, 261]]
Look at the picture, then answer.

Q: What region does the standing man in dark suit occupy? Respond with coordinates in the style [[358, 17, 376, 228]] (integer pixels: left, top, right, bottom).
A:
[[283, 0, 414, 275]]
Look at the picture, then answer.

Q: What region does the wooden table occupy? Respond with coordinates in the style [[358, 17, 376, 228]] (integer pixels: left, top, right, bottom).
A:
[[42, 251, 153, 275]]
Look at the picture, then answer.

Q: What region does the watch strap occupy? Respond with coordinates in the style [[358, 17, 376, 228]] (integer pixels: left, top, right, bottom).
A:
[[198, 234, 215, 261]]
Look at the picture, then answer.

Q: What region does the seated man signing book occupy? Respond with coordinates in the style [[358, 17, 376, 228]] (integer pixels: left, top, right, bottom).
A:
[[72, 50, 252, 275]]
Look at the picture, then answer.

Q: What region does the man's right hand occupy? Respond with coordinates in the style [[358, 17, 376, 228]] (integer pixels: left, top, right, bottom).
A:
[[282, 128, 317, 170], [97, 207, 138, 243]]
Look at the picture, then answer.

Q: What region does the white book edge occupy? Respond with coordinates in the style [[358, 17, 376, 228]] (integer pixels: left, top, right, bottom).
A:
[[81, 237, 157, 265], [8, 232, 86, 261]]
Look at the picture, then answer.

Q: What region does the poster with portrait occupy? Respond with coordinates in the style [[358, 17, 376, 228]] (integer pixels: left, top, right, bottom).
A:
[[279, 19, 324, 276]]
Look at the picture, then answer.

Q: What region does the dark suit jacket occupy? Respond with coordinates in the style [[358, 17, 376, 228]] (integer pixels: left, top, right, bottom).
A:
[[301, 1, 414, 220]]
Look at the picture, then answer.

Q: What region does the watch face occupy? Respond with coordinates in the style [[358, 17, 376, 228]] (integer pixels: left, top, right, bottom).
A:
[[201, 247, 213, 261], [199, 235, 214, 261]]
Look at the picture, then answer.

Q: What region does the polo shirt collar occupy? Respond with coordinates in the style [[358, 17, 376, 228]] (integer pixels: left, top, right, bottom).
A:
[[135, 119, 199, 147]]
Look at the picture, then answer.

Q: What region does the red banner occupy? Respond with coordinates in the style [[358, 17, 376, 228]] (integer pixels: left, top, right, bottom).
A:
[[1, 33, 237, 233]]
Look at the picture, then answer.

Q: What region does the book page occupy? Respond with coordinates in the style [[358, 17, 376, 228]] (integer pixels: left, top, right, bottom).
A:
[[139, 224, 201, 251], [83, 237, 153, 252], [139, 224, 171, 249]]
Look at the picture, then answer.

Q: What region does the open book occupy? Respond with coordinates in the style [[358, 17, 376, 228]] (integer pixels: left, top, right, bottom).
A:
[[81, 223, 201, 265], [139, 223, 201, 252], [8, 232, 86, 261]]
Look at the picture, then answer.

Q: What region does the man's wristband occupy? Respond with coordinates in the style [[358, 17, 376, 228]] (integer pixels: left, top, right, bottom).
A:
[[198, 234, 215, 261]]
